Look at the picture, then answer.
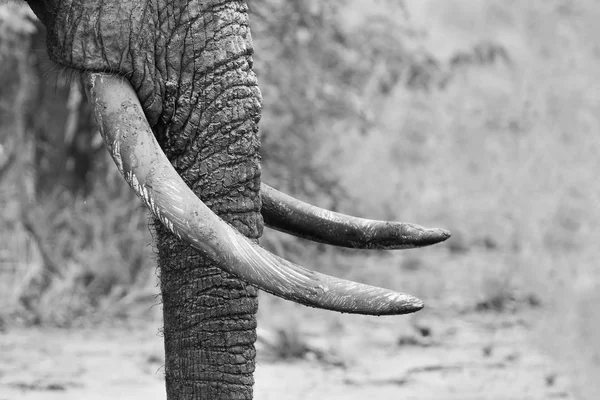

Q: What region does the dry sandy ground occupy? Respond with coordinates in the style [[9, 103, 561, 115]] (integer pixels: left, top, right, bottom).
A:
[[0, 310, 577, 400]]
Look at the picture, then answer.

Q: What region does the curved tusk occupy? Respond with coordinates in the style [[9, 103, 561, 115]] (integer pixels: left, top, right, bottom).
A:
[[82, 72, 423, 315], [261, 183, 451, 249]]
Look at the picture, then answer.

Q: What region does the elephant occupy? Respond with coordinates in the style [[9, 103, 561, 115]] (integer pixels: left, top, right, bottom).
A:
[[22, 1, 450, 399]]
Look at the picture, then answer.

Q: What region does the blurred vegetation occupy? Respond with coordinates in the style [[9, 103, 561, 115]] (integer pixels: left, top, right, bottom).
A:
[[1, 0, 599, 397], [0, 5, 154, 326]]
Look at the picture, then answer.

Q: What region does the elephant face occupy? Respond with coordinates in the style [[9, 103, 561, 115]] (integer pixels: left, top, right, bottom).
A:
[[25, 0, 450, 314]]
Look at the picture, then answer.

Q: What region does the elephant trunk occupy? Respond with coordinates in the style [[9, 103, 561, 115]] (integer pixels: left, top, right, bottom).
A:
[[152, 4, 262, 398]]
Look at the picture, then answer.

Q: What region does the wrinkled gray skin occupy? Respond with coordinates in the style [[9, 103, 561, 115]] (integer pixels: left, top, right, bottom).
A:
[[27, 1, 262, 398]]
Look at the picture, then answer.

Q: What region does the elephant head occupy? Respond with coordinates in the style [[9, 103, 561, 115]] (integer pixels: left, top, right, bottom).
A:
[[23, 1, 450, 398]]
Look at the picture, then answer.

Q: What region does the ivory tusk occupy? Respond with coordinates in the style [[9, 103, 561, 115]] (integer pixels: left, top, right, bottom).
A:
[[82, 72, 424, 315], [261, 183, 450, 249]]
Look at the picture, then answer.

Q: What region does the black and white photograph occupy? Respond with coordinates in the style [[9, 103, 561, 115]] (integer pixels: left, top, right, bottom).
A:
[[0, 1, 598, 399]]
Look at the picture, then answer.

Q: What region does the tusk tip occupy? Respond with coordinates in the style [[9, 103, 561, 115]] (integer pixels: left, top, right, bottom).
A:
[[397, 294, 425, 314], [380, 294, 424, 315], [424, 227, 452, 243], [405, 226, 451, 248], [361, 293, 424, 316]]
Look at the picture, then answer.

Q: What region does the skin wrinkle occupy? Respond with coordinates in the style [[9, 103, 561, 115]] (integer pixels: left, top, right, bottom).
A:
[[171, 373, 253, 384], [167, 309, 257, 334], [193, 156, 258, 187], [173, 118, 250, 175], [177, 320, 256, 340], [96, 1, 108, 66], [165, 55, 256, 135], [181, 115, 260, 187], [181, 345, 254, 358], [171, 61, 256, 162], [172, 329, 256, 345], [178, 78, 257, 153], [186, 130, 256, 177], [161, 280, 254, 302]]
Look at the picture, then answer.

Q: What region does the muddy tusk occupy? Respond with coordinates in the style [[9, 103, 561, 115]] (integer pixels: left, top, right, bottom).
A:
[[261, 183, 450, 249], [82, 72, 424, 315]]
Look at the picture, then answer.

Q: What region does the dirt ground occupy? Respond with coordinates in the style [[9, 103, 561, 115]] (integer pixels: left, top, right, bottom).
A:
[[0, 309, 577, 400]]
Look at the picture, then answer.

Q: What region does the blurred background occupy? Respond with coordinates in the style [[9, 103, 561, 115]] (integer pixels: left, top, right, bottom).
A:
[[0, 0, 599, 399]]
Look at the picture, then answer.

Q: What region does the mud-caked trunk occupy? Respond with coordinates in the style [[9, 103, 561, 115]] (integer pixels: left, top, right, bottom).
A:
[[152, 3, 263, 399]]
